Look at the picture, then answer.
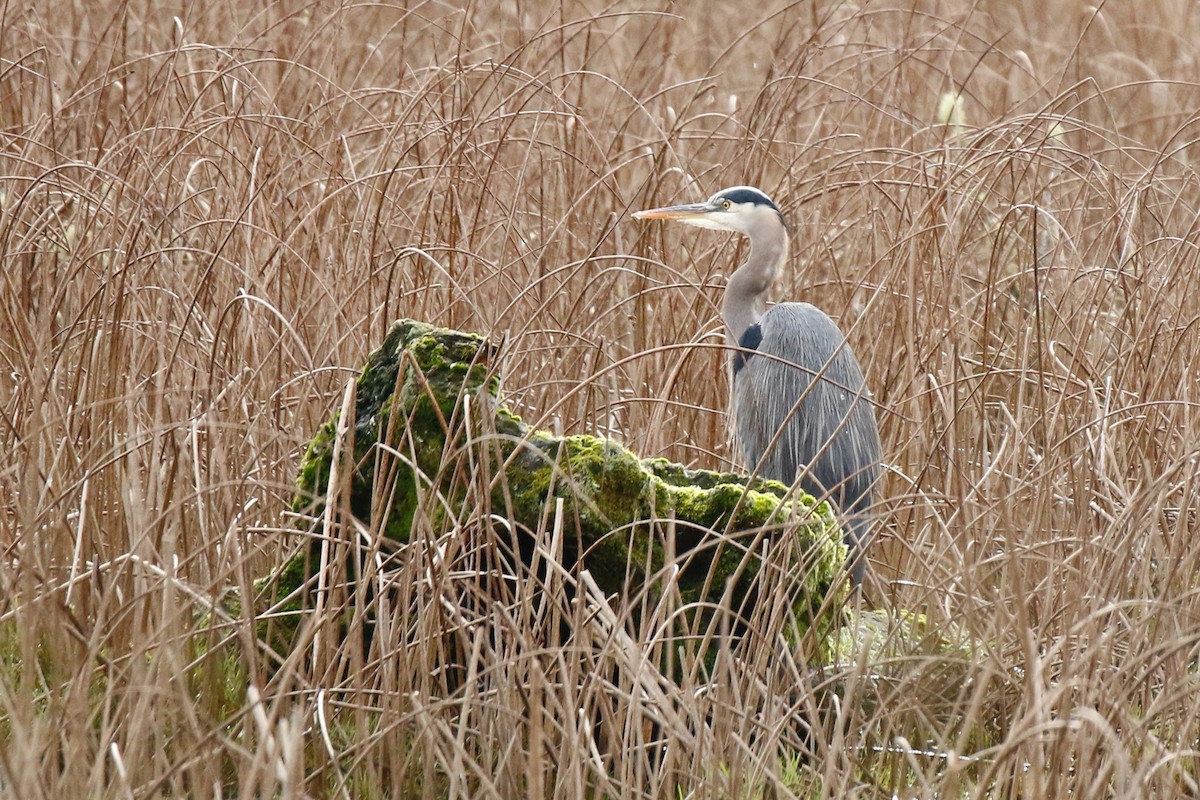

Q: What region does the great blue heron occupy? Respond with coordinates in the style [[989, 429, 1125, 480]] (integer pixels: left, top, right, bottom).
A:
[[634, 186, 881, 584]]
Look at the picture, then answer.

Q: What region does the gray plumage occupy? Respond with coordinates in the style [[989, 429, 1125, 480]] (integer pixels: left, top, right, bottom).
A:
[[635, 186, 881, 584], [733, 303, 880, 584]]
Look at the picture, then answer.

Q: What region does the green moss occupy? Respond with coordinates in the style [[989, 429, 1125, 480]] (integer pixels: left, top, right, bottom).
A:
[[645, 457, 789, 498], [293, 419, 337, 512]]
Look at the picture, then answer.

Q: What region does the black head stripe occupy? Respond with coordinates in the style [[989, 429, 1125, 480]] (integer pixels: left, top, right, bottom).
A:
[[717, 187, 779, 211], [732, 322, 763, 376]]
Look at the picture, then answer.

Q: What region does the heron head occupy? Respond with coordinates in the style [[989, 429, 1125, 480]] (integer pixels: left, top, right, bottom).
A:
[[633, 185, 788, 236]]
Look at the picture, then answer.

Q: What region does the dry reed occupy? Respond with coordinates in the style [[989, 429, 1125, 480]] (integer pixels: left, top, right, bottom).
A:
[[3, 0, 1200, 796]]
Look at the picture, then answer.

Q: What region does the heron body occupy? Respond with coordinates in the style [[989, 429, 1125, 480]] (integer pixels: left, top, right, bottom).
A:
[[634, 186, 881, 584]]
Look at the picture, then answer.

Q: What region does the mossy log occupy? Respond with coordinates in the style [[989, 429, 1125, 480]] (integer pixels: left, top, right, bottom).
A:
[[274, 319, 848, 654], [253, 319, 1000, 748]]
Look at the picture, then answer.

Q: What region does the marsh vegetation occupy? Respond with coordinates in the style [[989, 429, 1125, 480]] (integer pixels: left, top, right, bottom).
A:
[[3, 0, 1200, 796]]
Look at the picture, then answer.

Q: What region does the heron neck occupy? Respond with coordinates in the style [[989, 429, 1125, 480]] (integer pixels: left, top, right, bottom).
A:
[[723, 233, 788, 345]]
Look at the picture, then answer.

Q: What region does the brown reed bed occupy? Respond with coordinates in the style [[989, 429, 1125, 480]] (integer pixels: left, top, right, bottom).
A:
[[3, 1, 1200, 796]]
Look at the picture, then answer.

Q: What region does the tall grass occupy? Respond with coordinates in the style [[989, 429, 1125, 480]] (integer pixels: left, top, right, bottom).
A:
[[3, 0, 1200, 796]]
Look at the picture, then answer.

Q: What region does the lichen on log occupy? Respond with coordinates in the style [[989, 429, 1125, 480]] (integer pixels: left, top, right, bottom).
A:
[[271, 319, 848, 652]]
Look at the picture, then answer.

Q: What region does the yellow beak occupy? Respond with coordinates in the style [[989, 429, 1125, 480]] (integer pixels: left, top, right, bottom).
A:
[[632, 202, 713, 221]]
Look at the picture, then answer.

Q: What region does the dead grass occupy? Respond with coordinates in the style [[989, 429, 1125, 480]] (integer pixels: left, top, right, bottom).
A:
[[3, 0, 1200, 796]]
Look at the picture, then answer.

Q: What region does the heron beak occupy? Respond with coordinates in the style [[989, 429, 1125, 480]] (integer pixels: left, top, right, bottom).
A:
[[632, 202, 714, 221]]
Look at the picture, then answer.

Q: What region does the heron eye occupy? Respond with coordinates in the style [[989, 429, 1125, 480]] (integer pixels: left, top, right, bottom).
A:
[[721, 199, 731, 210]]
